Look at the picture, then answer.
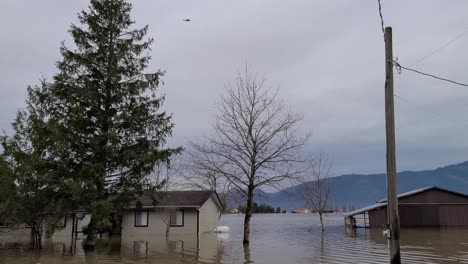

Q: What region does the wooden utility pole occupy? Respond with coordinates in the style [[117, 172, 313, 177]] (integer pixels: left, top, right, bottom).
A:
[[384, 26, 401, 264]]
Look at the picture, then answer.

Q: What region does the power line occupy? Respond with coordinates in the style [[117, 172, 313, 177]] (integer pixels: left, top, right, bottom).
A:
[[377, 0, 385, 40], [409, 29, 468, 67], [394, 94, 468, 125], [392, 59, 468, 87]]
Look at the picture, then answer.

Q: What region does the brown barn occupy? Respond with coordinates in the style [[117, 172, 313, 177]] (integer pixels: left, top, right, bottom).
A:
[[344, 186, 468, 228]]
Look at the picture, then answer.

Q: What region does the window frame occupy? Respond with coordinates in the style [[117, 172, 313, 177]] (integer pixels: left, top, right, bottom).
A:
[[134, 210, 149, 227], [169, 210, 184, 227], [0, 221, 12, 228], [56, 216, 67, 228]]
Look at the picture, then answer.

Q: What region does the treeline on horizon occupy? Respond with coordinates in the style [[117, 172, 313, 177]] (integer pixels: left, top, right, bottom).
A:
[[237, 203, 286, 214]]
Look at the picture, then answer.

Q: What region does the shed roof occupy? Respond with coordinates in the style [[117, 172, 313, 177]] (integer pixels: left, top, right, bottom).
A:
[[128, 190, 223, 209]]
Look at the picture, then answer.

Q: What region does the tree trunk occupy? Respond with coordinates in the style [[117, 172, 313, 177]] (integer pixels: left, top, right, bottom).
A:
[[243, 187, 254, 244], [30, 225, 43, 249], [319, 212, 325, 232], [84, 217, 97, 249], [243, 243, 252, 263]]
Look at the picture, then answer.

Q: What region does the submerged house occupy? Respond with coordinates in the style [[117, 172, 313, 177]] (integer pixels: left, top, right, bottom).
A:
[[344, 186, 468, 228], [122, 191, 224, 238], [0, 212, 91, 247], [0, 191, 223, 247]]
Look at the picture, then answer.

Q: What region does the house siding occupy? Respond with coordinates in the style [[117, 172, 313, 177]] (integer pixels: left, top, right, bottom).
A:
[[52, 214, 74, 237], [0, 225, 31, 246], [121, 208, 198, 238], [198, 196, 220, 233], [0, 214, 76, 247]]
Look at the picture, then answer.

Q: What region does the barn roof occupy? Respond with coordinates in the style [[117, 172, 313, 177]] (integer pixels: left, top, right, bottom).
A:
[[377, 186, 468, 203], [343, 203, 386, 217], [127, 190, 223, 210], [343, 186, 468, 217]]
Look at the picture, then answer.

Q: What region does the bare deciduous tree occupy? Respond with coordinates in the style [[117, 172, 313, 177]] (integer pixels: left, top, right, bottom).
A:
[[190, 69, 308, 244], [183, 150, 233, 213], [297, 153, 333, 232], [148, 155, 183, 191]]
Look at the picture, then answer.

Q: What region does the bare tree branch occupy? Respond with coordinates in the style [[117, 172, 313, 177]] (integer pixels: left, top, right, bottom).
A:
[[188, 67, 308, 244], [296, 152, 333, 232]]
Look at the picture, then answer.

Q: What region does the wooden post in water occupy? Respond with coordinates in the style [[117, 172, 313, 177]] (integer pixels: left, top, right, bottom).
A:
[[384, 26, 401, 264]]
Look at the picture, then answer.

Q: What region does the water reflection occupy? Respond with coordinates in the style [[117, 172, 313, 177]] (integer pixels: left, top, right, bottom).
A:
[[119, 233, 223, 263], [0, 214, 468, 263], [243, 244, 252, 264]]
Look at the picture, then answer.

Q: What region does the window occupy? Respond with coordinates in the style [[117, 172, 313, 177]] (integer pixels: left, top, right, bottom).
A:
[[170, 210, 184, 227], [135, 210, 149, 227], [0, 221, 12, 228], [56, 216, 66, 228], [77, 214, 91, 232]]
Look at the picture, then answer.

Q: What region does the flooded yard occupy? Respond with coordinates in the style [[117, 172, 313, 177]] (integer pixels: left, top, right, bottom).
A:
[[1, 213, 468, 263]]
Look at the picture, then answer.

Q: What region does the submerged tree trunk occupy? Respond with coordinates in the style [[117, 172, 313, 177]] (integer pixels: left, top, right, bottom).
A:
[[30, 224, 43, 249], [243, 188, 254, 244], [319, 212, 325, 232], [84, 217, 98, 249], [243, 243, 252, 263]]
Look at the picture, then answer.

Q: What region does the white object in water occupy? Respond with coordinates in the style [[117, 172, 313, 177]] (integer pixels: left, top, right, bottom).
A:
[[383, 229, 390, 239], [214, 226, 230, 233], [217, 233, 230, 241]]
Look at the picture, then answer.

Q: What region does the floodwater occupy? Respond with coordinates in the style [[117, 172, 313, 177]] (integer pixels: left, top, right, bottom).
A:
[[1, 213, 468, 263]]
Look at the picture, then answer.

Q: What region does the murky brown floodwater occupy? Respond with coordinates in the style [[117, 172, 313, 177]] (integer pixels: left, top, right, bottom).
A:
[[1, 214, 468, 264]]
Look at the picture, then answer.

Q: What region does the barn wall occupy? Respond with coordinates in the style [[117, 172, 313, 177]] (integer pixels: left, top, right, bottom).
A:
[[399, 189, 468, 204], [368, 204, 468, 227], [369, 208, 386, 228]]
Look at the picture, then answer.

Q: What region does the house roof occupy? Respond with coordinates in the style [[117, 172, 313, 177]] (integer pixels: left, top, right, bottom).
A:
[[128, 190, 223, 209], [344, 186, 468, 217]]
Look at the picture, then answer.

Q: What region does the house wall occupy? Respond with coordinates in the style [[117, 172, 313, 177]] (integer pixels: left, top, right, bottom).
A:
[[0, 215, 75, 247], [121, 208, 198, 238], [198, 196, 221, 233], [51, 214, 74, 237], [0, 225, 31, 246]]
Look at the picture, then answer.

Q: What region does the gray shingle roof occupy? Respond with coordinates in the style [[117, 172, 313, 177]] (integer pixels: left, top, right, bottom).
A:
[[129, 190, 219, 208]]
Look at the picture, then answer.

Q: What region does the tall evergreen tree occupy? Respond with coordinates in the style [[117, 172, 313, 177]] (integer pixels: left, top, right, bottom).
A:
[[0, 84, 72, 249], [5, 0, 179, 247]]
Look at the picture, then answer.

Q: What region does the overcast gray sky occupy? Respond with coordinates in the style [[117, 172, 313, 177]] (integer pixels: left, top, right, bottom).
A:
[[2, 0, 468, 175]]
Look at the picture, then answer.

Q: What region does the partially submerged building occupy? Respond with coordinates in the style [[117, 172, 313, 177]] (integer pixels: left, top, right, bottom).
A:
[[121, 191, 224, 238], [0, 212, 91, 247], [0, 190, 224, 247], [344, 186, 468, 228]]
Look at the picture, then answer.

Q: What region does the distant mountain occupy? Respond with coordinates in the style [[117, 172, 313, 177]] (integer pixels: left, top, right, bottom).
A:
[[227, 161, 468, 211]]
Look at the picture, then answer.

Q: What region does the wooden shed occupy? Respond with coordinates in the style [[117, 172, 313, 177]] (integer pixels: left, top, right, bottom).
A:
[[344, 186, 468, 228]]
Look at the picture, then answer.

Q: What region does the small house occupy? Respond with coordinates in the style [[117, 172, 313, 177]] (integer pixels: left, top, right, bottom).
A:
[[292, 208, 310, 214], [344, 186, 468, 228], [121, 191, 224, 238], [0, 212, 91, 247]]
